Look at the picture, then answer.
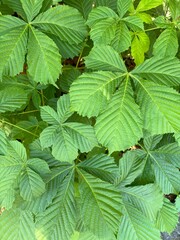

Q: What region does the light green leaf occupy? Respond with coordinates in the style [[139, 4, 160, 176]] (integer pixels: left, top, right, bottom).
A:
[[52, 126, 78, 162], [2, 0, 27, 20], [121, 184, 163, 221], [117, 0, 131, 18], [118, 150, 146, 187], [0, 87, 28, 113], [7, 140, 27, 162], [150, 153, 180, 194], [20, 167, 46, 200], [0, 25, 28, 79], [111, 21, 131, 52], [78, 170, 122, 239], [36, 171, 76, 240], [136, 0, 163, 12], [70, 71, 123, 117], [131, 31, 150, 65], [21, 0, 43, 22], [27, 158, 50, 176], [40, 125, 59, 148], [169, 0, 180, 20], [90, 18, 117, 45], [123, 15, 144, 31], [95, 80, 142, 153], [27, 27, 62, 85], [78, 153, 119, 183], [118, 203, 160, 240], [0, 130, 7, 155], [153, 28, 178, 57], [132, 56, 180, 86], [64, 122, 98, 152], [156, 199, 178, 233], [57, 94, 74, 123], [0, 15, 26, 35], [0, 209, 36, 240], [86, 6, 118, 27], [32, 5, 87, 44], [136, 81, 180, 134], [40, 106, 59, 125], [84, 45, 127, 72]]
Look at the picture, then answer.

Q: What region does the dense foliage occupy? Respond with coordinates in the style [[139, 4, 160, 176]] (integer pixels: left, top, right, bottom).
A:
[[0, 0, 180, 239]]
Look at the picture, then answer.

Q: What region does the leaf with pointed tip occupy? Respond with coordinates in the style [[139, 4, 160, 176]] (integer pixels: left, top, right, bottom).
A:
[[117, 0, 131, 18], [27, 27, 62, 85], [123, 16, 144, 31], [20, 0, 43, 21], [95, 80, 143, 153], [57, 94, 74, 124], [40, 106, 59, 125], [40, 125, 59, 149], [136, 0, 163, 12]]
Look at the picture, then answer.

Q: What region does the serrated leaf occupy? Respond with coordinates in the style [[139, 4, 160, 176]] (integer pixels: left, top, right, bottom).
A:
[[136, 81, 180, 134], [84, 45, 127, 72], [57, 94, 74, 123], [136, 0, 163, 12], [121, 184, 163, 221], [95, 80, 143, 153], [78, 153, 119, 183], [32, 5, 87, 44], [27, 27, 62, 85], [123, 15, 144, 31], [117, 0, 131, 18], [64, 122, 98, 152], [0, 130, 7, 155], [27, 158, 50, 176], [36, 171, 76, 240], [156, 199, 178, 233], [2, 0, 27, 20], [90, 18, 117, 45], [40, 106, 59, 125], [0, 15, 26, 35], [52, 126, 78, 162], [132, 56, 180, 86], [21, 0, 43, 22], [86, 6, 118, 27], [7, 140, 27, 162], [95, 0, 117, 11], [111, 21, 131, 52], [150, 153, 180, 194], [0, 209, 36, 240], [0, 25, 28, 79], [118, 203, 160, 240], [20, 167, 46, 200], [0, 87, 28, 113], [131, 31, 150, 65], [40, 125, 59, 148], [78, 170, 122, 239], [153, 28, 178, 57], [70, 71, 123, 117]]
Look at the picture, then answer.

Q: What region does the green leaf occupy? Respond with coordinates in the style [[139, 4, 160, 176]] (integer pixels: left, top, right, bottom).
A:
[[70, 71, 123, 117], [169, 0, 180, 20], [111, 21, 131, 52], [78, 170, 122, 239], [20, 0, 43, 22], [153, 28, 178, 57], [0, 130, 7, 155], [123, 16, 144, 31], [32, 5, 87, 44], [117, 0, 131, 18], [84, 45, 127, 72], [0, 87, 28, 113], [0, 25, 28, 79], [64, 122, 98, 152], [86, 6, 118, 27], [118, 203, 160, 240], [27, 27, 62, 85], [156, 199, 178, 233], [36, 170, 76, 240], [118, 151, 146, 187], [57, 94, 74, 123], [7, 140, 27, 162], [136, 81, 180, 134], [0, 209, 36, 240], [90, 18, 117, 45], [132, 56, 180, 86], [131, 31, 150, 65], [2, 0, 27, 20], [40, 125, 59, 148], [52, 126, 78, 162], [20, 167, 46, 200], [95, 80, 143, 153], [95, 0, 117, 11], [121, 184, 163, 221], [136, 0, 163, 12], [27, 158, 50, 176], [0, 15, 26, 35], [40, 105, 59, 125], [78, 153, 119, 183], [150, 153, 180, 194]]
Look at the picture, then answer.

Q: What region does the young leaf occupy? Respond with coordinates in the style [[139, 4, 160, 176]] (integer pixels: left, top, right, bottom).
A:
[[95, 80, 143, 153], [136, 0, 163, 12], [27, 27, 62, 85], [117, 0, 131, 18], [153, 28, 178, 57], [32, 5, 87, 44]]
